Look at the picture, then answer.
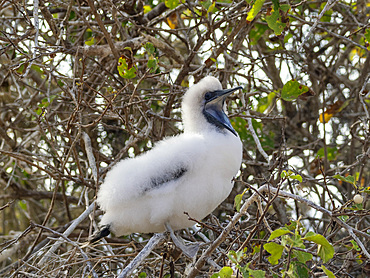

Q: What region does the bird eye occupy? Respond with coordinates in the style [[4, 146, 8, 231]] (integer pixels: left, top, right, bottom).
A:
[[204, 92, 213, 101]]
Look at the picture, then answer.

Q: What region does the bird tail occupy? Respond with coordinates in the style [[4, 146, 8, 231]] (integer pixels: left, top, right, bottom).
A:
[[89, 225, 111, 244]]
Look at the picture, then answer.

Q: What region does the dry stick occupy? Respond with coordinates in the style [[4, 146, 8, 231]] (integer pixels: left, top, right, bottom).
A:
[[32, 222, 98, 278], [21, 127, 80, 264], [246, 110, 269, 163], [359, 73, 370, 120], [186, 184, 370, 277], [117, 233, 167, 278], [25, 102, 85, 264], [82, 132, 98, 182], [269, 187, 370, 259], [0, 200, 14, 211], [187, 186, 264, 278], [22, 0, 39, 78], [298, 0, 339, 51], [142, 33, 184, 65], [257, 197, 273, 234], [86, 0, 119, 60], [81, 83, 129, 128], [0, 226, 33, 263], [82, 132, 124, 268], [37, 202, 95, 266]]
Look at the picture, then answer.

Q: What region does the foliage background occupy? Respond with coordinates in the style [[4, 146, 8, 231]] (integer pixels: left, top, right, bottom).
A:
[[0, 0, 369, 277]]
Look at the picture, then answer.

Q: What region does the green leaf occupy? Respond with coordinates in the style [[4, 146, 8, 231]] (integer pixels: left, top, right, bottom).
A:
[[257, 91, 276, 113], [365, 28, 370, 42], [231, 117, 275, 151], [286, 261, 310, 278], [333, 174, 356, 185], [69, 10, 76, 20], [281, 170, 288, 178], [268, 227, 291, 241], [252, 243, 261, 255], [266, 9, 284, 35], [320, 265, 336, 278], [290, 174, 303, 183], [39, 95, 56, 108], [147, 57, 158, 73], [249, 23, 269, 45], [138, 272, 147, 278], [365, 28, 370, 50], [85, 37, 95, 46], [228, 250, 245, 264], [338, 215, 349, 222], [303, 234, 334, 263], [285, 220, 297, 231], [250, 269, 266, 278], [201, 0, 217, 13], [39, 98, 48, 108], [207, 1, 216, 13], [246, 0, 266, 22], [284, 32, 293, 43], [350, 202, 363, 211], [350, 240, 361, 251], [264, 242, 284, 265], [16, 62, 29, 75], [143, 5, 152, 13], [124, 67, 136, 79], [35, 108, 43, 115], [230, 117, 248, 141], [237, 265, 250, 278], [211, 266, 234, 278], [317, 147, 339, 161], [281, 80, 309, 101], [304, 231, 315, 237], [165, 0, 180, 9], [320, 2, 333, 22], [266, 4, 290, 35], [271, 0, 280, 9], [145, 42, 156, 55], [239, 263, 266, 278], [117, 56, 136, 79], [282, 233, 305, 249], [234, 189, 247, 212], [31, 64, 43, 74], [293, 249, 313, 263], [18, 200, 27, 210], [234, 194, 243, 212]]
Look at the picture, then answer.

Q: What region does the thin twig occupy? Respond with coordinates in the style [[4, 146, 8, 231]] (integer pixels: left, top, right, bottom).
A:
[[246, 110, 269, 163], [186, 184, 370, 277], [298, 0, 339, 51], [37, 202, 96, 266], [32, 222, 98, 278], [118, 233, 167, 278]]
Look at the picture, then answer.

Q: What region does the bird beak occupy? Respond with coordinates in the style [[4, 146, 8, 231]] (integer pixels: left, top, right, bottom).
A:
[[204, 86, 243, 136]]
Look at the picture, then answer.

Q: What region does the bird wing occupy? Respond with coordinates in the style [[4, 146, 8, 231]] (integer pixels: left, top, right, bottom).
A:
[[97, 133, 206, 207], [143, 166, 188, 193]]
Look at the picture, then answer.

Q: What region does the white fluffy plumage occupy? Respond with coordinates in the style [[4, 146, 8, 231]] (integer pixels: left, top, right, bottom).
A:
[[97, 76, 243, 236]]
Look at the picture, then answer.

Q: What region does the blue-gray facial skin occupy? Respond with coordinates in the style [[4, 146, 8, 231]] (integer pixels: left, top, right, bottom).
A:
[[203, 87, 242, 136]]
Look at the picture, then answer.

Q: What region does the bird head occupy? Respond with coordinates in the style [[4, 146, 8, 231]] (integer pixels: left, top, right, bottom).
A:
[[182, 76, 242, 136]]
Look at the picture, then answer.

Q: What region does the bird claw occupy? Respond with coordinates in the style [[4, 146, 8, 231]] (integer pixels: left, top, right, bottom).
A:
[[179, 242, 200, 258], [165, 222, 199, 258]]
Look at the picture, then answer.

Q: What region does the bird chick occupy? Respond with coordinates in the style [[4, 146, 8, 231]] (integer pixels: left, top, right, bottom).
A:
[[93, 76, 243, 255]]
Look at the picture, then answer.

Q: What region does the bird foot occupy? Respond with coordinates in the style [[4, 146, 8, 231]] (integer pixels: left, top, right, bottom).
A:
[[178, 242, 200, 258], [165, 223, 199, 258]]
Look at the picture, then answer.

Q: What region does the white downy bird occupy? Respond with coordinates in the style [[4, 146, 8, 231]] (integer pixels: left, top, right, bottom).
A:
[[92, 76, 243, 257]]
